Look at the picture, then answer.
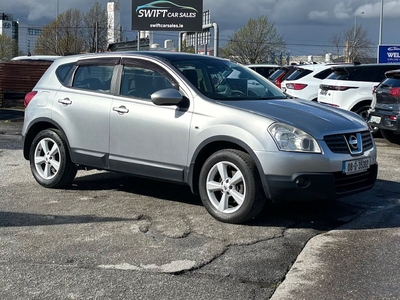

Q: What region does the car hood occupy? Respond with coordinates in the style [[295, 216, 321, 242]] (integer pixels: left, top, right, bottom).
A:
[[219, 98, 368, 138]]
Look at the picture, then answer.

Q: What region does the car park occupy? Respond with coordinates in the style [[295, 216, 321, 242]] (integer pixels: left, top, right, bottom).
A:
[[318, 63, 400, 136], [280, 64, 335, 101], [22, 51, 377, 224], [368, 69, 400, 144]]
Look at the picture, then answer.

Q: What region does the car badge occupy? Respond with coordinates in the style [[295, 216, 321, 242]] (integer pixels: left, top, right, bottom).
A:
[[348, 135, 358, 150]]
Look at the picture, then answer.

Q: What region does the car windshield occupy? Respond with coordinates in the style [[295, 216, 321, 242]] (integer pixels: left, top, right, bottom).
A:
[[170, 57, 287, 100]]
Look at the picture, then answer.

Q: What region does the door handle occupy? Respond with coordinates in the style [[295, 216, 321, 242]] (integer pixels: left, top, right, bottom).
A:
[[112, 106, 129, 114], [58, 98, 72, 105]]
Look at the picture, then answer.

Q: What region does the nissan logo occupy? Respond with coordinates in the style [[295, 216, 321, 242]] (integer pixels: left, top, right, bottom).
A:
[[3, 22, 11, 28], [348, 135, 358, 150]]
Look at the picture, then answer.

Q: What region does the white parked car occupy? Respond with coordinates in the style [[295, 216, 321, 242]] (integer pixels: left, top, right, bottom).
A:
[[281, 64, 336, 101], [318, 63, 400, 136]]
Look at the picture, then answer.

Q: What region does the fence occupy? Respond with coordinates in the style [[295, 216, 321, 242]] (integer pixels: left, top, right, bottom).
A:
[[0, 61, 52, 107]]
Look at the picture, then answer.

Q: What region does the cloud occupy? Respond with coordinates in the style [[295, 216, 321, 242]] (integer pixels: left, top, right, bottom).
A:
[[308, 10, 329, 21], [27, 4, 56, 21], [333, 2, 352, 20]]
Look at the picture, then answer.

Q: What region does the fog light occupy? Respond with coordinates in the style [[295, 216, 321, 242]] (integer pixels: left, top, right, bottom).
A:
[[295, 176, 310, 188]]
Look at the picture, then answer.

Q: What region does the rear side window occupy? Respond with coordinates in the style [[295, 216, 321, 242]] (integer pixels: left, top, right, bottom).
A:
[[285, 68, 312, 80], [314, 68, 333, 79], [72, 65, 114, 93], [327, 68, 349, 80], [269, 68, 287, 80], [56, 63, 75, 84]]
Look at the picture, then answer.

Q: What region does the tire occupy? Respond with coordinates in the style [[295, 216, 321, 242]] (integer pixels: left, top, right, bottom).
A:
[[354, 105, 381, 137], [381, 129, 400, 145], [199, 149, 265, 224], [29, 129, 77, 188]]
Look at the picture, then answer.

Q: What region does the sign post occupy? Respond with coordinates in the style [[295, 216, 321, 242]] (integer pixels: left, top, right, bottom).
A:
[[131, 0, 203, 32], [378, 45, 400, 63]]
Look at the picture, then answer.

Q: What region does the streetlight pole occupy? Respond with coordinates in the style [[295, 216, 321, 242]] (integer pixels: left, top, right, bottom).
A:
[[354, 11, 364, 39], [379, 0, 384, 45], [56, 0, 59, 54]]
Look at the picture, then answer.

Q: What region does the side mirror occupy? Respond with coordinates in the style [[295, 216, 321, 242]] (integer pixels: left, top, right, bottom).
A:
[[151, 88, 184, 106]]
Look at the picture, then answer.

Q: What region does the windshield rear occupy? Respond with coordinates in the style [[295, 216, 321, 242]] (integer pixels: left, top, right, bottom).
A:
[[169, 57, 287, 100]]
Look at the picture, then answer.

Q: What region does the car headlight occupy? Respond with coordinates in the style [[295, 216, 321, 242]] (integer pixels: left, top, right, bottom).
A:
[[268, 123, 321, 153]]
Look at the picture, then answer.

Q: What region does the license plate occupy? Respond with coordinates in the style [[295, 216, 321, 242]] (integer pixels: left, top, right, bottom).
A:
[[320, 89, 328, 95], [369, 115, 381, 124], [342, 157, 371, 175]]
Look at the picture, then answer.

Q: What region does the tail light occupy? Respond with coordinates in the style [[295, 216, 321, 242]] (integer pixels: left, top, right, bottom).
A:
[[24, 91, 37, 107], [388, 87, 400, 97], [319, 84, 358, 91], [286, 83, 308, 90]]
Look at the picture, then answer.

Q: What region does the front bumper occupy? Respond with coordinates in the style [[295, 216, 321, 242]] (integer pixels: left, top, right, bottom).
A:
[[264, 164, 378, 202]]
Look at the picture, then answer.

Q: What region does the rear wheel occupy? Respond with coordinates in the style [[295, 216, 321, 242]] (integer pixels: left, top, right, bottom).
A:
[[29, 129, 77, 188], [199, 149, 265, 224], [381, 129, 400, 145]]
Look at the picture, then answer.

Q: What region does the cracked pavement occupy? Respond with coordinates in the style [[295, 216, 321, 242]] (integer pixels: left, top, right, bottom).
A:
[[0, 118, 394, 300]]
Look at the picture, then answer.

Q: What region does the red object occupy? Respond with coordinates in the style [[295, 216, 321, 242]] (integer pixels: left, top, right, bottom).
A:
[[24, 91, 37, 107], [286, 83, 308, 90], [388, 87, 400, 97]]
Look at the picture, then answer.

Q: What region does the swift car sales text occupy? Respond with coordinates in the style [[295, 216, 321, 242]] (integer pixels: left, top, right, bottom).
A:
[[138, 10, 197, 18]]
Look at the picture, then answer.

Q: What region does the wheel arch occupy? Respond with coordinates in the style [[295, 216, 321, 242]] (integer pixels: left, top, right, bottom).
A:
[[350, 99, 372, 115], [23, 118, 70, 160], [187, 136, 268, 196]]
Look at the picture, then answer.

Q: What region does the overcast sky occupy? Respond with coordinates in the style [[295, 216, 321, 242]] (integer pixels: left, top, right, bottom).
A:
[[2, 0, 400, 56]]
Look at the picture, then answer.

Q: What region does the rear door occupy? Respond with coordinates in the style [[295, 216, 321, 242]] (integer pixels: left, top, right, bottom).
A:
[[53, 57, 119, 168]]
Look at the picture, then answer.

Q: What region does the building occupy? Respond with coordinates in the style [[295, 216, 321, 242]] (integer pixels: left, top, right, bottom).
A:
[[107, 1, 121, 45], [0, 12, 42, 56]]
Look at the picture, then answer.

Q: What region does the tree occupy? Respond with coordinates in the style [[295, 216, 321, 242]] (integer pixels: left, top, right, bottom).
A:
[[35, 2, 108, 55], [346, 24, 374, 63], [328, 25, 374, 63], [328, 33, 342, 61], [220, 16, 285, 64], [83, 1, 108, 53], [0, 34, 15, 60], [35, 9, 85, 55]]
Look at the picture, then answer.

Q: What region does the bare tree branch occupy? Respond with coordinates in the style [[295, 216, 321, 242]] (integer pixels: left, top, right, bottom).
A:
[[220, 16, 286, 64]]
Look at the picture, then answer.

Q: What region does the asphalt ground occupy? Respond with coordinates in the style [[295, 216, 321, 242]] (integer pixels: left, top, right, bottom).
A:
[[1, 110, 399, 299]]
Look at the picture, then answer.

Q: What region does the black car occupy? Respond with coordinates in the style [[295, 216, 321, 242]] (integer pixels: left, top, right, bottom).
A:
[[368, 69, 400, 144]]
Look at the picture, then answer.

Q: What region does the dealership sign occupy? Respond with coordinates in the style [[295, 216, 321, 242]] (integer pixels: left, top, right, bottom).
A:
[[131, 0, 203, 31], [378, 45, 400, 63]]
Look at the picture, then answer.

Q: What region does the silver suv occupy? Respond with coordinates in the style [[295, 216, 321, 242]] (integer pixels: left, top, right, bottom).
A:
[[22, 52, 378, 224]]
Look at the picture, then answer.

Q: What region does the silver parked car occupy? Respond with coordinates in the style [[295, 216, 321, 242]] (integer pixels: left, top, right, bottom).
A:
[[22, 52, 378, 224]]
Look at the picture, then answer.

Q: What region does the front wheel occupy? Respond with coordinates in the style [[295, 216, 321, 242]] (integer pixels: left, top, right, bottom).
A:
[[29, 129, 77, 188], [199, 149, 265, 224]]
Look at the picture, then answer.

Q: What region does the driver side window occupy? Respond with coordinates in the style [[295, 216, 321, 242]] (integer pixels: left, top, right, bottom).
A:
[[120, 66, 174, 100]]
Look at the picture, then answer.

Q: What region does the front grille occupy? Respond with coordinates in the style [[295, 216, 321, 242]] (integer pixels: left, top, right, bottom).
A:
[[334, 164, 377, 194], [324, 130, 373, 154]]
